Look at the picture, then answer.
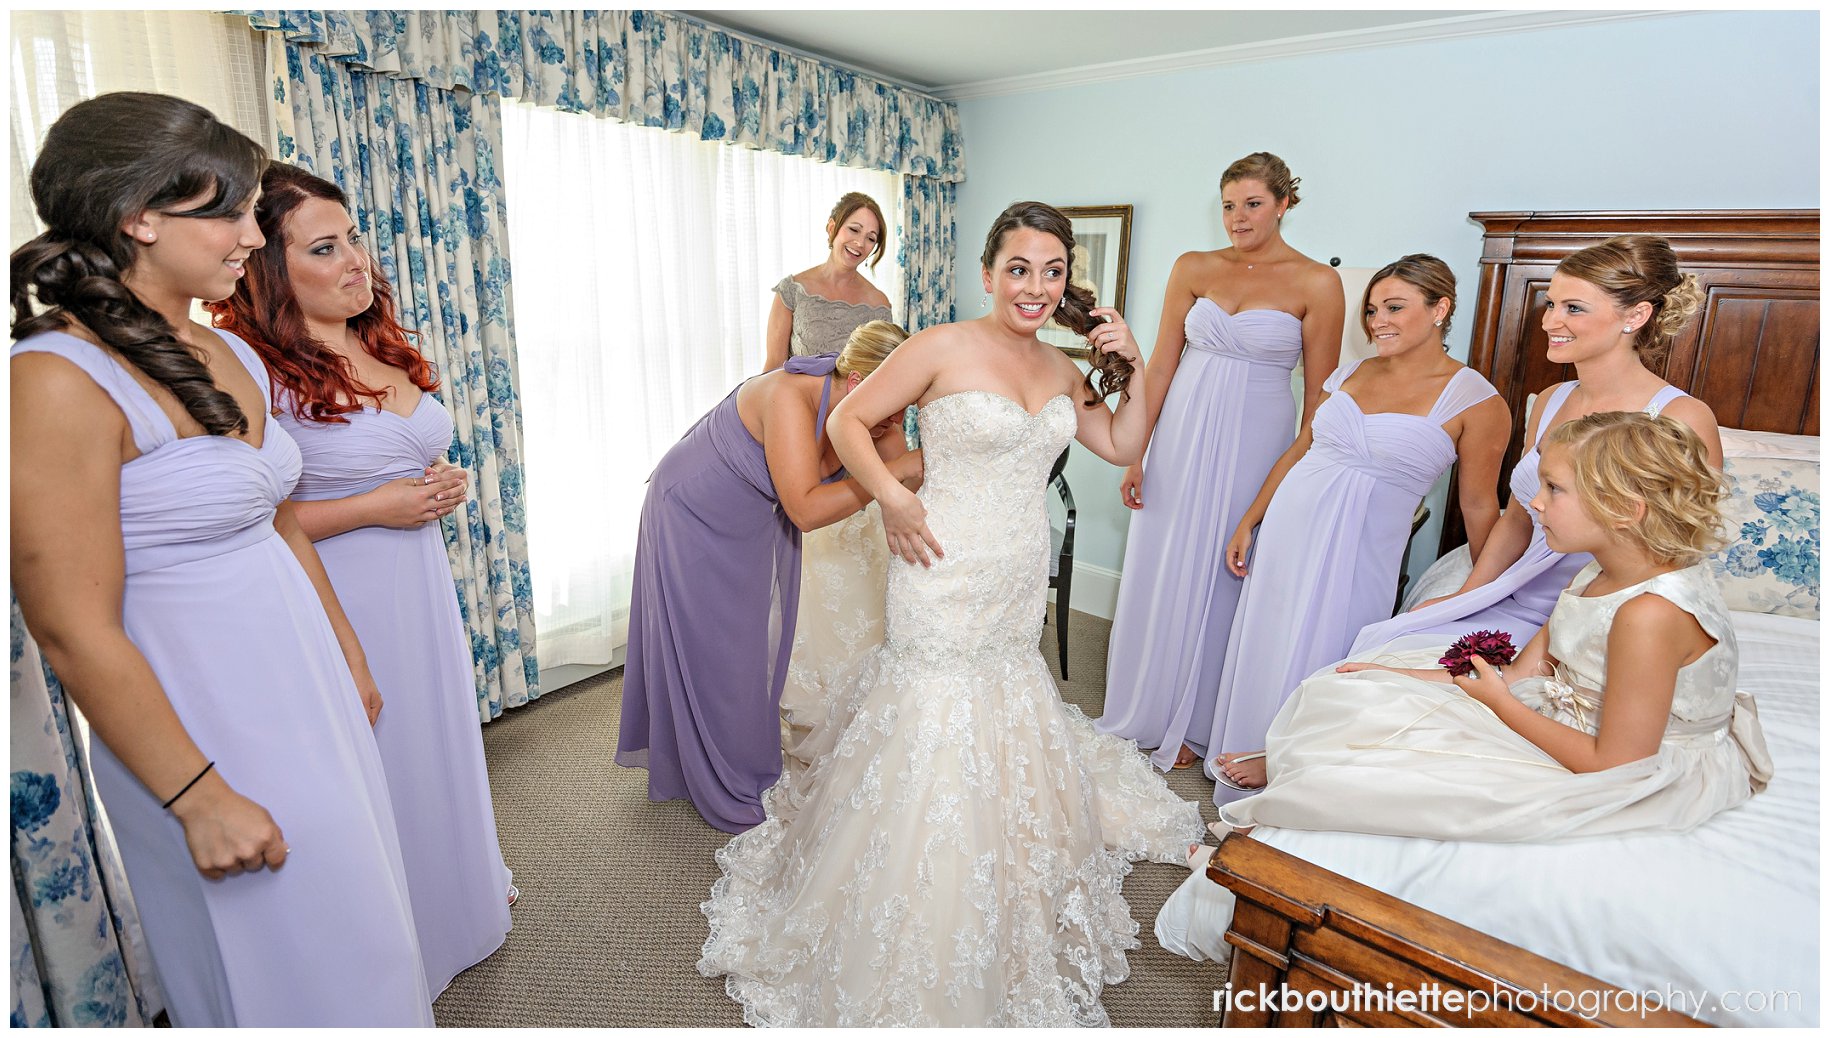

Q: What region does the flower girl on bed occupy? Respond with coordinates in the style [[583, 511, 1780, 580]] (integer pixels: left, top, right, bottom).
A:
[[1207, 410, 1772, 845]]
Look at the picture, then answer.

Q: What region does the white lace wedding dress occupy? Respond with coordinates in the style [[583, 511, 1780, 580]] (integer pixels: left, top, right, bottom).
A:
[[779, 501, 889, 780], [700, 389, 1204, 1026]]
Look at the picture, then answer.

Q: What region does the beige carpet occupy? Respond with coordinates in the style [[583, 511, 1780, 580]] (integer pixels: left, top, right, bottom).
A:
[[434, 605, 1231, 1027]]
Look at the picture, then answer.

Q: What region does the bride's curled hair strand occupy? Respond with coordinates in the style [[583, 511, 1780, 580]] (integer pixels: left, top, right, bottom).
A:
[[980, 201, 1132, 406]]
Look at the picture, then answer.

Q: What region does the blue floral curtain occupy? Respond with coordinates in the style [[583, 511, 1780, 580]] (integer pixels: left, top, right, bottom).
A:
[[900, 175, 959, 331], [10, 603, 163, 1026], [252, 21, 539, 720], [243, 8, 964, 339], [241, 9, 966, 714]]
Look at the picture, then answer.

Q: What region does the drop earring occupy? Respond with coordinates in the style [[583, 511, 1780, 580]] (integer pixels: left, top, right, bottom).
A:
[[981, 295, 989, 311]]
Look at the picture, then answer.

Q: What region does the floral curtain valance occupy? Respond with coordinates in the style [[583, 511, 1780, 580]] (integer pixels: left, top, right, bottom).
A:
[[239, 9, 964, 182]]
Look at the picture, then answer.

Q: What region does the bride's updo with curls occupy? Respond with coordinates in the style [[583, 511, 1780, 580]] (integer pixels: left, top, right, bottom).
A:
[[1555, 235, 1705, 365], [11, 92, 267, 436], [980, 201, 1132, 406]]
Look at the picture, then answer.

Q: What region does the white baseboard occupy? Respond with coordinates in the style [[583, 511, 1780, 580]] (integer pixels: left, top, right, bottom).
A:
[[1047, 560, 1122, 621]]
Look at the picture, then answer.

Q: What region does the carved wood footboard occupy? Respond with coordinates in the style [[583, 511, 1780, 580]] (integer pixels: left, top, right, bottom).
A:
[[1206, 834, 1707, 1028]]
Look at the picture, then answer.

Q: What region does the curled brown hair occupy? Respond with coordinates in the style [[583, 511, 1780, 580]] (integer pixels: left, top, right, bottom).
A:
[[1542, 411, 1726, 565], [1220, 151, 1302, 209], [12, 92, 266, 436], [1360, 254, 1457, 342], [827, 192, 887, 270], [1556, 235, 1704, 365], [205, 162, 438, 423], [980, 201, 1131, 406]]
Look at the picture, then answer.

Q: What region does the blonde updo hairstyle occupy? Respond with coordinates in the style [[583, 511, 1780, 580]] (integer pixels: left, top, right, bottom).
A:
[[1541, 411, 1726, 565], [1361, 253, 1456, 343], [827, 191, 887, 270], [1220, 151, 1302, 210], [835, 319, 906, 379], [1555, 235, 1704, 365]]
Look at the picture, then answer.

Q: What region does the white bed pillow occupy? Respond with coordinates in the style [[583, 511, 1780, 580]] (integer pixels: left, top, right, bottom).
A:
[[1720, 425, 1819, 461], [1708, 454, 1820, 619]]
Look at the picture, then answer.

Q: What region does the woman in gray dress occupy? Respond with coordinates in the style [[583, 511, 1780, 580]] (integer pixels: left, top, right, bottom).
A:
[[763, 191, 894, 370], [763, 193, 906, 774]]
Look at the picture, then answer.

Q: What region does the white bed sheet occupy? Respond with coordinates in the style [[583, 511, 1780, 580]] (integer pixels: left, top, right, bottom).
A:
[[1156, 610, 1820, 1027]]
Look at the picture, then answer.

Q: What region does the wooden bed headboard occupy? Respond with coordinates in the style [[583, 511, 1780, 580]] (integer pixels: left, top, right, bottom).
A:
[[1440, 208, 1821, 554]]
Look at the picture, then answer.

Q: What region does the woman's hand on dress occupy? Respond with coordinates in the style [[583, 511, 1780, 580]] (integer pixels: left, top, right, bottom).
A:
[[880, 485, 943, 567], [1085, 307, 1142, 365], [366, 467, 467, 529], [1119, 463, 1144, 510], [888, 449, 925, 492], [168, 773, 290, 879], [1225, 524, 1254, 577]]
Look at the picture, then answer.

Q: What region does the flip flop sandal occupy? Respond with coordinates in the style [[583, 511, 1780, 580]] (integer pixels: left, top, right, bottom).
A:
[[1212, 751, 1267, 792]]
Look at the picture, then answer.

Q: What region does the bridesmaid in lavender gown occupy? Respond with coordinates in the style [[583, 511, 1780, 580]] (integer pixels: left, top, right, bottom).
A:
[[1206, 257, 1510, 802], [1347, 235, 1722, 658], [209, 163, 510, 994], [1096, 152, 1342, 771], [618, 324, 918, 833], [10, 94, 429, 1025]]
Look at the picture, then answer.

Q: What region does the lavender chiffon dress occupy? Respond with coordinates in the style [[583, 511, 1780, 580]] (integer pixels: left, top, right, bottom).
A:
[[1096, 300, 1302, 770], [278, 387, 510, 995], [617, 355, 837, 833], [1206, 360, 1499, 805], [11, 330, 431, 1026], [1348, 380, 1692, 656]]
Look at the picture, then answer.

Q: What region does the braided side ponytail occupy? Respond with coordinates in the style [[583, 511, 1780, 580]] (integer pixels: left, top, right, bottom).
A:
[[11, 92, 266, 436]]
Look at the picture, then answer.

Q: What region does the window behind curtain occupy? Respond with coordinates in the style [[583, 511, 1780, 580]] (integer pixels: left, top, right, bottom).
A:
[[9, 11, 271, 251], [499, 99, 903, 675]]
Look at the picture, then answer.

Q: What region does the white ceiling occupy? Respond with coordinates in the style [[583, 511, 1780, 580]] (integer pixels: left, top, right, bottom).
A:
[[683, 10, 1490, 95]]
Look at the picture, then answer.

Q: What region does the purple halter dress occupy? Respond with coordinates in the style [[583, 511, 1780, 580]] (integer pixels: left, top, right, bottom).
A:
[[617, 354, 837, 833]]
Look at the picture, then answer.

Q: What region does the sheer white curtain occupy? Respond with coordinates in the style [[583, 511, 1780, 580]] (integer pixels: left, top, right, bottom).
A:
[[10, 11, 271, 250], [500, 100, 903, 674]]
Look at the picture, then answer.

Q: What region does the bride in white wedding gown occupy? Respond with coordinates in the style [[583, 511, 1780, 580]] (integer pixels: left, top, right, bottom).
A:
[[698, 203, 1204, 1026]]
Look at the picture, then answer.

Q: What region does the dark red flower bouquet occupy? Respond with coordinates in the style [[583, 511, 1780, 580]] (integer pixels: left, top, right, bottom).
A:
[[1439, 629, 1518, 677]]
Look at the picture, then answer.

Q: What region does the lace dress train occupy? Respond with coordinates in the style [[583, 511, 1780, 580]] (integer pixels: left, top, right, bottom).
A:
[[700, 391, 1203, 1025]]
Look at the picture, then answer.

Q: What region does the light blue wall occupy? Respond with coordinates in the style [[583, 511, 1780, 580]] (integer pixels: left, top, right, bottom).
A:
[[953, 10, 1819, 582]]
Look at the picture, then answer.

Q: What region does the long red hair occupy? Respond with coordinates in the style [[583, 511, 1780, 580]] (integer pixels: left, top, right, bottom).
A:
[[206, 162, 438, 423]]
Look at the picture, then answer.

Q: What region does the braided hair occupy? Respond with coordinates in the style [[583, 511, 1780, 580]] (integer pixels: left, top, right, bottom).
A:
[[11, 92, 267, 435]]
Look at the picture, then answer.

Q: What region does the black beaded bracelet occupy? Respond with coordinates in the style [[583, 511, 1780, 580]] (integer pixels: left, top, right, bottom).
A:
[[161, 761, 215, 811]]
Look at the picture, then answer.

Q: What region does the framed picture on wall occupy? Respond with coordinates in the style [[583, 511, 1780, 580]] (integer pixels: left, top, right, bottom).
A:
[[1041, 204, 1133, 358]]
